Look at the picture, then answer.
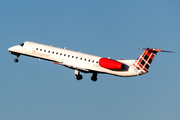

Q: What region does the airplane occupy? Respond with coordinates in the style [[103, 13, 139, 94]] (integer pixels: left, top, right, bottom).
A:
[[8, 41, 173, 81]]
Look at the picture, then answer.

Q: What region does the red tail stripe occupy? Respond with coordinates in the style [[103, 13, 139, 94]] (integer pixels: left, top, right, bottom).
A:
[[150, 54, 155, 59], [146, 51, 150, 56]]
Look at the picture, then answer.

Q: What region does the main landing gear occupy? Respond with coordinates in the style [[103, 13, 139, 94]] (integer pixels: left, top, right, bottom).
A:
[[91, 72, 97, 82], [74, 69, 98, 81], [75, 69, 83, 80]]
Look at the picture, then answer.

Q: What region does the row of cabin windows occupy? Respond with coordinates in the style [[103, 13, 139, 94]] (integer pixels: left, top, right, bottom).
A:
[[36, 48, 98, 63]]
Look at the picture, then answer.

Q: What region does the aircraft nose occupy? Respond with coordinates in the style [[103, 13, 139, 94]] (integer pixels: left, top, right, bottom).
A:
[[8, 46, 17, 51], [8, 47, 13, 51], [8, 45, 19, 52]]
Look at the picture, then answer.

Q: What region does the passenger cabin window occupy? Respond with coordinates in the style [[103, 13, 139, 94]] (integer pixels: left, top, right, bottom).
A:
[[19, 43, 24, 47], [48, 51, 50, 53], [40, 49, 42, 51], [36, 48, 38, 50], [44, 50, 46, 52]]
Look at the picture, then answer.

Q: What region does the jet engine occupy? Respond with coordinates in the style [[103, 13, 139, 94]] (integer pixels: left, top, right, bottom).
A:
[[99, 58, 124, 70]]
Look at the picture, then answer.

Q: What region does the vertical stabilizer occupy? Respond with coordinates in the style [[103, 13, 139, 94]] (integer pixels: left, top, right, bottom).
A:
[[136, 48, 162, 72]]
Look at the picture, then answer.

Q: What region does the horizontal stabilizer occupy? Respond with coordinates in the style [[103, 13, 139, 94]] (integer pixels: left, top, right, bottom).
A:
[[138, 48, 174, 53]]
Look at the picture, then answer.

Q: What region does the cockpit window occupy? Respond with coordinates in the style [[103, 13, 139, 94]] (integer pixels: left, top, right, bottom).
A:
[[19, 43, 24, 47]]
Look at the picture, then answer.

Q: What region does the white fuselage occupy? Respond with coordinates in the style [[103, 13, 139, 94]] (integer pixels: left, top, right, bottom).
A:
[[8, 41, 146, 78]]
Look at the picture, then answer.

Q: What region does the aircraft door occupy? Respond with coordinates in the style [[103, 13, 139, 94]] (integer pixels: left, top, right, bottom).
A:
[[25, 42, 33, 54]]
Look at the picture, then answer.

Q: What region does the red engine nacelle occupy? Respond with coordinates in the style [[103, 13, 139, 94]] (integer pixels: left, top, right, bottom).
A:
[[99, 58, 124, 70]]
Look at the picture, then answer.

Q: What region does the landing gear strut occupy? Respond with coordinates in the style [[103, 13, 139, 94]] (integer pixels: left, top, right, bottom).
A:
[[91, 72, 97, 82], [75, 69, 83, 80], [14, 54, 20, 62]]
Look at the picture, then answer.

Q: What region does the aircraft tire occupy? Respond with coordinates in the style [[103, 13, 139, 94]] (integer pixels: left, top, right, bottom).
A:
[[14, 59, 19, 62], [76, 75, 83, 80], [91, 76, 97, 82]]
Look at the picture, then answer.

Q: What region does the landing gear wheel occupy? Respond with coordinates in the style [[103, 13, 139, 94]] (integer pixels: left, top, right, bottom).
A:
[[75, 69, 83, 80], [13, 54, 20, 63], [14, 59, 19, 62], [76, 75, 83, 80], [91, 76, 97, 82], [91, 72, 98, 82]]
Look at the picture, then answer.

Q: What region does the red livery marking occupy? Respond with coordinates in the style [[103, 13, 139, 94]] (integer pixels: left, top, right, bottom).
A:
[[99, 58, 123, 70], [32, 50, 50, 57], [151, 54, 155, 59], [142, 53, 146, 57], [147, 51, 151, 56], [148, 48, 162, 52]]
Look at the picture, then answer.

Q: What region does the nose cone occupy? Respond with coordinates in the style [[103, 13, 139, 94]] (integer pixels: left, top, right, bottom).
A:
[[8, 45, 20, 52], [8, 47, 14, 51]]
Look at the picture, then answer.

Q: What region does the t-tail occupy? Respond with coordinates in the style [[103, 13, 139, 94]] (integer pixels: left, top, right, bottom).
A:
[[135, 48, 174, 74]]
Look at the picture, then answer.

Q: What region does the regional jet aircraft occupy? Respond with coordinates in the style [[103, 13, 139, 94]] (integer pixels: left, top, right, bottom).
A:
[[8, 41, 173, 81]]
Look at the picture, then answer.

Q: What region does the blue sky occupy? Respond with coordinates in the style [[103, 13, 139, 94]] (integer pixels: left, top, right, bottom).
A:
[[1, 0, 180, 120]]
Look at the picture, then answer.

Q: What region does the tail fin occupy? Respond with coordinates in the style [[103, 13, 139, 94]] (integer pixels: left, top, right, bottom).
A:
[[136, 48, 162, 72]]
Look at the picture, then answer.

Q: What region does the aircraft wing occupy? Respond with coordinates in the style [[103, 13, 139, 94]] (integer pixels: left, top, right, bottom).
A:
[[52, 61, 89, 72]]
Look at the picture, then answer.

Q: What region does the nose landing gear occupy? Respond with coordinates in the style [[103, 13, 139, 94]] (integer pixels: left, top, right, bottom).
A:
[[14, 58, 19, 62], [13, 54, 20, 62]]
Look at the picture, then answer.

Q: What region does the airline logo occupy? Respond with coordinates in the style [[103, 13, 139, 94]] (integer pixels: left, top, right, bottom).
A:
[[32, 50, 50, 57]]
